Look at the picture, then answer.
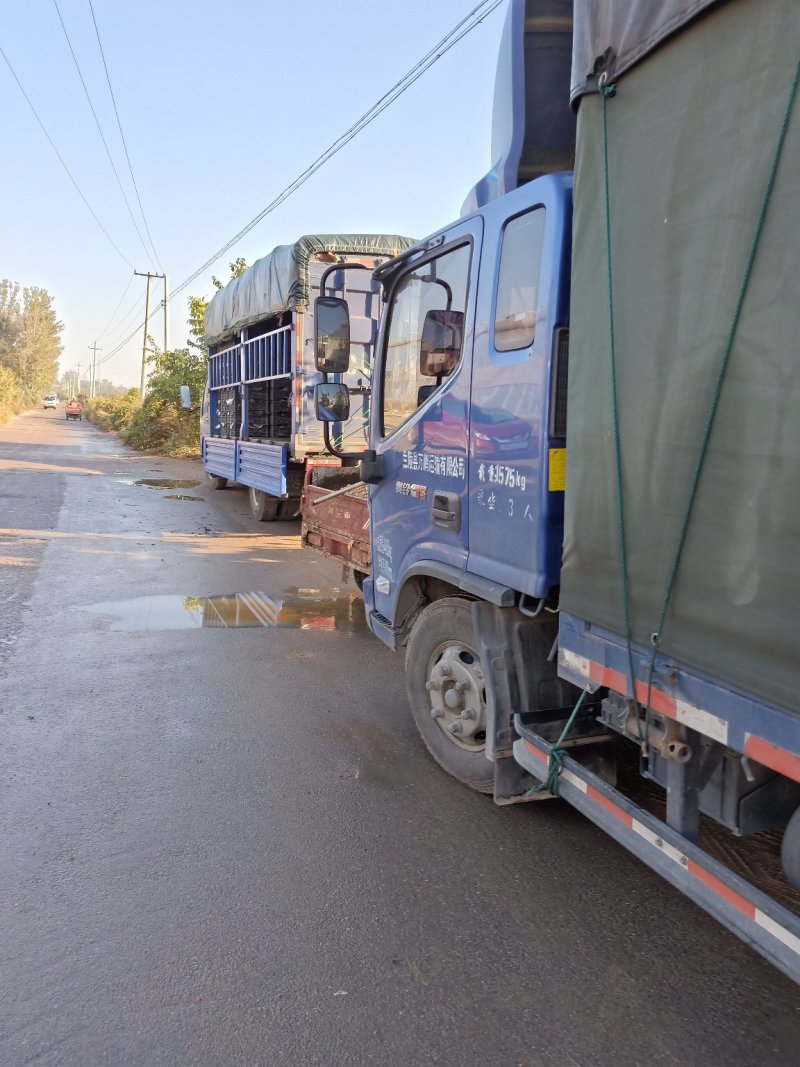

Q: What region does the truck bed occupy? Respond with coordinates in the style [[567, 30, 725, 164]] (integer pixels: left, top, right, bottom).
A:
[[301, 469, 370, 576]]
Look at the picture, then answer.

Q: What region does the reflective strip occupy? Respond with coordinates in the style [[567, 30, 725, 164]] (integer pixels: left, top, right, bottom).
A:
[[632, 818, 688, 868], [559, 648, 592, 680], [561, 767, 587, 794], [745, 734, 800, 785], [755, 910, 800, 957], [672, 697, 729, 745], [566, 654, 730, 746], [523, 739, 547, 764], [520, 735, 800, 960], [688, 860, 756, 919]]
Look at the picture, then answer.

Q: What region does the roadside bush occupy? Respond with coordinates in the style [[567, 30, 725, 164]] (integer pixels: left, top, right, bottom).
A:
[[123, 403, 200, 457], [84, 347, 204, 456], [0, 365, 26, 425], [85, 389, 140, 432]]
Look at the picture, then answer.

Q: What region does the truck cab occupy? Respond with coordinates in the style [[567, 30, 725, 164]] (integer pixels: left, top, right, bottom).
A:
[[313, 174, 573, 793], [360, 173, 571, 647]]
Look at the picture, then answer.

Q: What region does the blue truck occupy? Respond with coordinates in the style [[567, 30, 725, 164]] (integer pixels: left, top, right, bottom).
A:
[[308, 0, 800, 982], [200, 234, 412, 519]]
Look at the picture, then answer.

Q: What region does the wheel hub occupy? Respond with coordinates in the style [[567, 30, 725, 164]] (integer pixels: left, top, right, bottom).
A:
[[426, 642, 486, 751]]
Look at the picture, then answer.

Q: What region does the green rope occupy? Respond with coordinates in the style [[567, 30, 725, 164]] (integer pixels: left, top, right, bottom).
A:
[[600, 77, 639, 724], [528, 689, 588, 797]]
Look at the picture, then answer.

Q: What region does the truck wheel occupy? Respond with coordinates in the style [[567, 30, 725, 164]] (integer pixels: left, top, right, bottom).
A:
[[249, 486, 280, 521], [204, 472, 228, 490], [405, 597, 493, 794], [277, 498, 299, 520]]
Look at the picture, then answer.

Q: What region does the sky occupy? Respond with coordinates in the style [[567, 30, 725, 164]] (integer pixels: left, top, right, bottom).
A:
[[1, 0, 506, 388]]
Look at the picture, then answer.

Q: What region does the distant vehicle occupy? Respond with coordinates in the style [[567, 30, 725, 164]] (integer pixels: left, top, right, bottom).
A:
[[43, 394, 59, 409], [201, 233, 413, 521], [65, 399, 82, 421]]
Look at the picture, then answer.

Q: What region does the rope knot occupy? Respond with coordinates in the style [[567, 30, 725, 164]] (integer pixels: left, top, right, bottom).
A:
[[598, 71, 617, 98]]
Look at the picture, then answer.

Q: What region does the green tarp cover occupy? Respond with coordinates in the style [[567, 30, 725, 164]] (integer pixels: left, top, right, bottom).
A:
[[205, 233, 413, 346], [562, 0, 800, 713]]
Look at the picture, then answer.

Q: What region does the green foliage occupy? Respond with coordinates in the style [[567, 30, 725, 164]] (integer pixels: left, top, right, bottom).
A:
[[0, 364, 24, 426], [144, 346, 206, 413], [0, 281, 63, 400], [85, 389, 140, 432], [187, 258, 247, 357], [0, 364, 21, 405], [87, 347, 203, 457], [90, 259, 248, 457]]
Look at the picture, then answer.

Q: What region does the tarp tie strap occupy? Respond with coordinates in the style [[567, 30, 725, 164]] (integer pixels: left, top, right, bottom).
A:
[[527, 690, 588, 797]]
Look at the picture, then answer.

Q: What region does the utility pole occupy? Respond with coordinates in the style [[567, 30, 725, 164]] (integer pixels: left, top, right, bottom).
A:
[[88, 341, 102, 398], [135, 271, 153, 400], [135, 270, 167, 399], [76, 362, 82, 398], [163, 274, 169, 355]]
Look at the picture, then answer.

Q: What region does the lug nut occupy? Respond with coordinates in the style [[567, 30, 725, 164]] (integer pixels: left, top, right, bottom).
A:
[[455, 680, 470, 692], [425, 680, 440, 691], [440, 665, 452, 678], [461, 707, 477, 720], [449, 721, 463, 735], [431, 708, 444, 719]]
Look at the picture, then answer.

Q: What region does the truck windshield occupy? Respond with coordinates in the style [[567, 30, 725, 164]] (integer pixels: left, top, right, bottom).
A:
[[381, 242, 471, 438]]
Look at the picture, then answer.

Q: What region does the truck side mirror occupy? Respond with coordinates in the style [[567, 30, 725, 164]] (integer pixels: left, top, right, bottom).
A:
[[314, 382, 350, 423], [180, 385, 192, 410], [314, 297, 351, 373], [420, 309, 464, 377]]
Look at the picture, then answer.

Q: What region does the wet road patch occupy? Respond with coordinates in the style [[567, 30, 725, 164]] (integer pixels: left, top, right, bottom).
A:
[[82, 590, 367, 632], [133, 479, 201, 489]]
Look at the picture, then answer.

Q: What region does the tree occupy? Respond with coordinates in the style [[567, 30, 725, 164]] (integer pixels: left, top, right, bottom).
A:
[[187, 257, 247, 357], [0, 280, 22, 370], [0, 282, 62, 398], [144, 347, 207, 414]]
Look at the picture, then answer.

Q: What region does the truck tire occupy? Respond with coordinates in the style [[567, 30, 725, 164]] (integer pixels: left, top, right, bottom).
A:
[[204, 472, 228, 490], [277, 497, 299, 521], [405, 597, 494, 794], [249, 486, 280, 521]]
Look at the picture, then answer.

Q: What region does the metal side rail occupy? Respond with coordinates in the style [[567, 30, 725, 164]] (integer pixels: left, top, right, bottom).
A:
[[513, 713, 800, 984]]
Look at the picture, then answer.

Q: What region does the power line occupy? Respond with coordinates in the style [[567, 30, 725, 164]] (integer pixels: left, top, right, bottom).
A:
[[88, 0, 163, 273], [95, 294, 165, 368], [52, 0, 157, 270], [96, 0, 503, 366], [96, 273, 135, 340], [0, 43, 134, 267], [102, 292, 147, 345], [170, 0, 503, 299]]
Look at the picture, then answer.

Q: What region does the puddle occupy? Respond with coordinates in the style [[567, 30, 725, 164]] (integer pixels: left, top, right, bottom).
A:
[[82, 590, 367, 633], [133, 479, 201, 489], [164, 494, 205, 502]]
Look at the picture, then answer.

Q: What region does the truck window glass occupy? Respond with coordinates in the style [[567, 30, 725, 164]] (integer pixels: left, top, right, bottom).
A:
[[494, 208, 546, 353], [381, 243, 471, 438]]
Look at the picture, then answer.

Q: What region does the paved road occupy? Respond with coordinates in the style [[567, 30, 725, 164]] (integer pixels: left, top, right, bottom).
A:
[[2, 409, 799, 1067]]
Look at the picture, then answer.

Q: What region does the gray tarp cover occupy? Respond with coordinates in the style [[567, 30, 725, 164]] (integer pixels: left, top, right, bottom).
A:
[[205, 234, 413, 345], [562, 0, 800, 712], [571, 0, 719, 103]]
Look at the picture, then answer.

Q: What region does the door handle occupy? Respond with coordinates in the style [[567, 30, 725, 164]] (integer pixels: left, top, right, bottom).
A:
[[432, 491, 461, 533]]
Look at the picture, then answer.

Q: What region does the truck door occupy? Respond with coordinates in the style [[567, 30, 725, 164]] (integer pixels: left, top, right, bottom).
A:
[[366, 218, 483, 629]]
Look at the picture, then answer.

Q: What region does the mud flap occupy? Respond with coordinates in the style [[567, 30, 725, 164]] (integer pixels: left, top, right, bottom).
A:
[[472, 601, 579, 805]]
